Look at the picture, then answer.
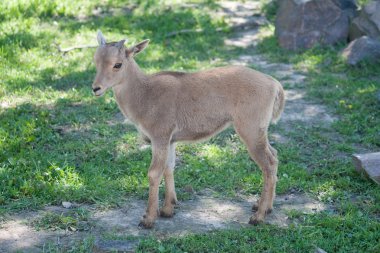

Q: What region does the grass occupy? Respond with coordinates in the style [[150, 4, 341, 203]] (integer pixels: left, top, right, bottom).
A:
[[41, 236, 95, 253], [139, 212, 379, 252], [32, 207, 92, 231], [1, 0, 379, 252]]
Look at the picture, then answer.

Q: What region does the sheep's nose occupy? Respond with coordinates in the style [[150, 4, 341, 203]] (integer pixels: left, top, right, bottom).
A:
[[93, 87, 101, 93]]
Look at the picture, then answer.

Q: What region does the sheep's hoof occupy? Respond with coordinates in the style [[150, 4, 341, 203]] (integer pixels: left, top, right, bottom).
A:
[[160, 207, 175, 218], [138, 216, 155, 229], [249, 217, 263, 226], [252, 205, 273, 215]]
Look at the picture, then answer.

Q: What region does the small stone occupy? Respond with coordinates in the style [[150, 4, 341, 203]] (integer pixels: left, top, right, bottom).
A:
[[139, 144, 150, 151], [62, 201, 72, 209], [315, 247, 328, 253]]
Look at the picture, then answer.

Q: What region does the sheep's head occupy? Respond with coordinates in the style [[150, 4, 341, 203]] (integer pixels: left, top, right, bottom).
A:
[[92, 31, 149, 96]]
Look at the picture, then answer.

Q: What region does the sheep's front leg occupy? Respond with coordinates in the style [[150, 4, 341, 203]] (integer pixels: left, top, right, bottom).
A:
[[139, 142, 169, 229], [160, 143, 177, 217]]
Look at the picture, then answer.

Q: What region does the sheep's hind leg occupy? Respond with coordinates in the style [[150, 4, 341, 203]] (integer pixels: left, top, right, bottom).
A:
[[234, 125, 278, 225]]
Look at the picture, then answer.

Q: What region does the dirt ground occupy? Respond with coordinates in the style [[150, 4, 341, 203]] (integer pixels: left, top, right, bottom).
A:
[[0, 192, 329, 252]]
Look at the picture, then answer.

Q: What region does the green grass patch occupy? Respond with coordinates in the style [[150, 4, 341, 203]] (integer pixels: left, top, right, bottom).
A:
[[42, 236, 95, 253], [32, 207, 92, 231], [138, 212, 380, 252]]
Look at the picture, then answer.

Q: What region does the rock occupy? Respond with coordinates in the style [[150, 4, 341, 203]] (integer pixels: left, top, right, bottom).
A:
[[349, 1, 380, 40], [331, 0, 357, 9], [331, 0, 358, 20], [353, 152, 380, 184], [315, 247, 328, 253], [275, 0, 350, 50], [139, 144, 150, 151], [62, 201, 73, 209], [341, 36, 380, 65]]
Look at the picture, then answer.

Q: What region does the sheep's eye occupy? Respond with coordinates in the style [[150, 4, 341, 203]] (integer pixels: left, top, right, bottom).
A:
[[113, 63, 122, 69]]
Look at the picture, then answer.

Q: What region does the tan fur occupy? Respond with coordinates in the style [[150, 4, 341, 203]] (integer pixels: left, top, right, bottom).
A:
[[92, 31, 285, 228]]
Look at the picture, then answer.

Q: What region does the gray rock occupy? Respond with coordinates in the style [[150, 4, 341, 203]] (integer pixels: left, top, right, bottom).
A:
[[331, 0, 358, 20], [331, 0, 357, 9], [341, 36, 380, 65], [349, 1, 380, 41], [275, 0, 350, 50], [62, 201, 73, 209], [353, 152, 380, 184]]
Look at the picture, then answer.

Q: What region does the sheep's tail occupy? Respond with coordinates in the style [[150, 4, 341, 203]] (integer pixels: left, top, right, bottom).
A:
[[271, 81, 285, 124]]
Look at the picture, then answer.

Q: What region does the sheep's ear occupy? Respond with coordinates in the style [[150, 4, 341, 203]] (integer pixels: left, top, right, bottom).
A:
[[127, 39, 150, 57], [115, 39, 126, 49], [97, 30, 107, 46]]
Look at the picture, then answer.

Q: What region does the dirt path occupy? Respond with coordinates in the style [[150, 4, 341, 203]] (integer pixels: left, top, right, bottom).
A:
[[1, 192, 328, 253], [0, 2, 337, 252]]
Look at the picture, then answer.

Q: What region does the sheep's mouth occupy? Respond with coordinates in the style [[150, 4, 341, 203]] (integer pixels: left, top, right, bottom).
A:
[[93, 87, 103, 96]]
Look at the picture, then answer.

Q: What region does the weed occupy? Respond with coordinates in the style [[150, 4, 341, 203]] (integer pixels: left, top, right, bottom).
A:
[[32, 207, 92, 232]]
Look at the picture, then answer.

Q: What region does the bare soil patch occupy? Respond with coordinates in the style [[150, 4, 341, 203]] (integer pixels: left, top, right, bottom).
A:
[[0, 193, 329, 252]]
